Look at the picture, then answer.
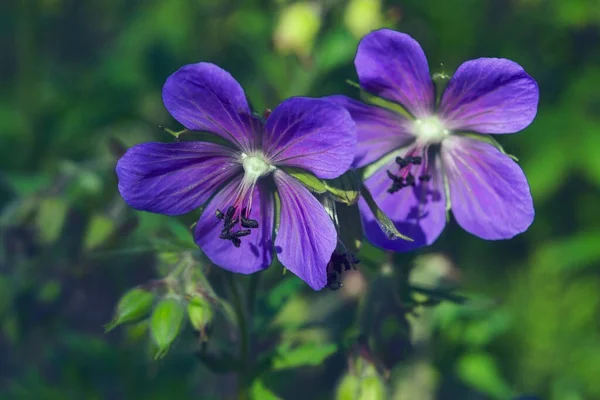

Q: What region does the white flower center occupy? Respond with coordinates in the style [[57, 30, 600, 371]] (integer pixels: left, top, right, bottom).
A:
[[413, 116, 449, 144], [241, 153, 274, 181]]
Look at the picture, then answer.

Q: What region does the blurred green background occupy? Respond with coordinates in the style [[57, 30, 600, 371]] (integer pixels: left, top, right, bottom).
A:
[[1, 0, 600, 399]]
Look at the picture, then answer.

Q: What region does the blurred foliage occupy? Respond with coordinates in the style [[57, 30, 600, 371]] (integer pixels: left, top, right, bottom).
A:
[[1, 0, 600, 399]]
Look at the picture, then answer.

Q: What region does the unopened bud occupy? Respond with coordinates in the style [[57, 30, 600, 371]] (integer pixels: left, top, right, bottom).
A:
[[105, 288, 155, 332], [187, 296, 213, 340], [150, 297, 185, 359]]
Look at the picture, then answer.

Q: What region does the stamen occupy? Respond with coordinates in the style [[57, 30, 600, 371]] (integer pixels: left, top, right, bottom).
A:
[[215, 206, 260, 247]]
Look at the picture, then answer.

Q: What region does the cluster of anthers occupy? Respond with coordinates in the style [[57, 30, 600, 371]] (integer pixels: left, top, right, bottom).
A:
[[215, 206, 259, 248], [386, 155, 432, 194]]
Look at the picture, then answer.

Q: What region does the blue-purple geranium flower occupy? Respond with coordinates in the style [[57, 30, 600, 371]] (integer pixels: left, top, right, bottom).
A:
[[326, 29, 539, 251], [116, 62, 356, 290]]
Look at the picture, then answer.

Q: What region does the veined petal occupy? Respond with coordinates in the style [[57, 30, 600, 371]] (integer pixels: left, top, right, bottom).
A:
[[263, 97, 356, 179], [273, 170, 336, 290], [355, 29, 435, 118], [195, 178, 274, 273], [439, 58, 539, 134], [359, 149, 447, 251], [162, 62, 260, 151], [323, 95, 413, 168], [116, 141, 241, 215], [442, 136, 534, 239]]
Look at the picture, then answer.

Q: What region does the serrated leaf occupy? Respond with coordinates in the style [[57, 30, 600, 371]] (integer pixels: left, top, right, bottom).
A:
[[360, 184, 412, 241], [283, 167, 327, 194], [36, 197, 69, 243], [272, 342, 337, 370]]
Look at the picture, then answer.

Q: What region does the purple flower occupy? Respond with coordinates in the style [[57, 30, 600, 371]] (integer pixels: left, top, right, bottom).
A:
[[326, 29, 539, 251], [116, 63, 356, 290]]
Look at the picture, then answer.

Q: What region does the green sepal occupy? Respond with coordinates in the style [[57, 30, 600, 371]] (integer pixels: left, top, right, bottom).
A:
[[457, 132, 519, 162], [360, 183, 413, 242], [346, 79, 414, 120], [283, 167, 327, 194], [323, 169, 361, 205], [160, 126, 187, 139], [335, 203, 363, 253]]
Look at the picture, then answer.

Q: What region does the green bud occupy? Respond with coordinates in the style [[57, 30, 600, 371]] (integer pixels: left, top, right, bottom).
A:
[[150, 297, 185, 359], [105, 288, 155, 332], [187, 296, 213, 340], [358, 375, 387, 399], [336, 373, 360, 400]]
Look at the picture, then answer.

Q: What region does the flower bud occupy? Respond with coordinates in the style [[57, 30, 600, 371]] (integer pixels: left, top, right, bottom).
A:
[[105, 287, 155, 332], [150, 297, 185, 359], [336, 364, 387, 400], [187, 296, 213, 340]]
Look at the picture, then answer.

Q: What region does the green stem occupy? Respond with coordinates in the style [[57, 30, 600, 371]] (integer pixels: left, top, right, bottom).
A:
[[226, 274, 250, 400]]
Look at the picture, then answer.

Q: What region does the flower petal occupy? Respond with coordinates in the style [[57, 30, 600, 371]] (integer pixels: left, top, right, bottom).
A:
[[359, 150, 447, 251], [162, 62, 260, 151], [439, 58, 539, 134], [273, 170, 336, 290], [263, 97, 356, 179], [116, 141, 241, 215], [323, 95, 413, 168], [355, 29, 435, 118], [442, 136, 534, 239], [194, 178, 274, 273]]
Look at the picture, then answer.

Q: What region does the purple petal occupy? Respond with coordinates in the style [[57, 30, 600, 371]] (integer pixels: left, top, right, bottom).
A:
[[162, 62, 260, 151], [194, 178, 274, 273], [273, 170, 336, 290], [442, 136, 534, 239], [439, 58, 539, 134], [323, 95, 413, 168], [355, 29, 435, 118], [263, 97, 356, 179], [116, 141, 241, 215], [359, 148, 447, 251]]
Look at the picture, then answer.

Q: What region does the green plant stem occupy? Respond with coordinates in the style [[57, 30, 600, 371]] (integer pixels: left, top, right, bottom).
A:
[[226, 274, 250, 400]]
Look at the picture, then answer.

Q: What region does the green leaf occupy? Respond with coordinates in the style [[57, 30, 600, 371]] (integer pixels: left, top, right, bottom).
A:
[[324, 169, 360, 205], [251, 380, 282, 400], [84, 214, 116, 250], [36, 197, 69, 243], [272, 342, 337, 370], [360, 183, 412, 241], [283, 167, 327, 194]]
